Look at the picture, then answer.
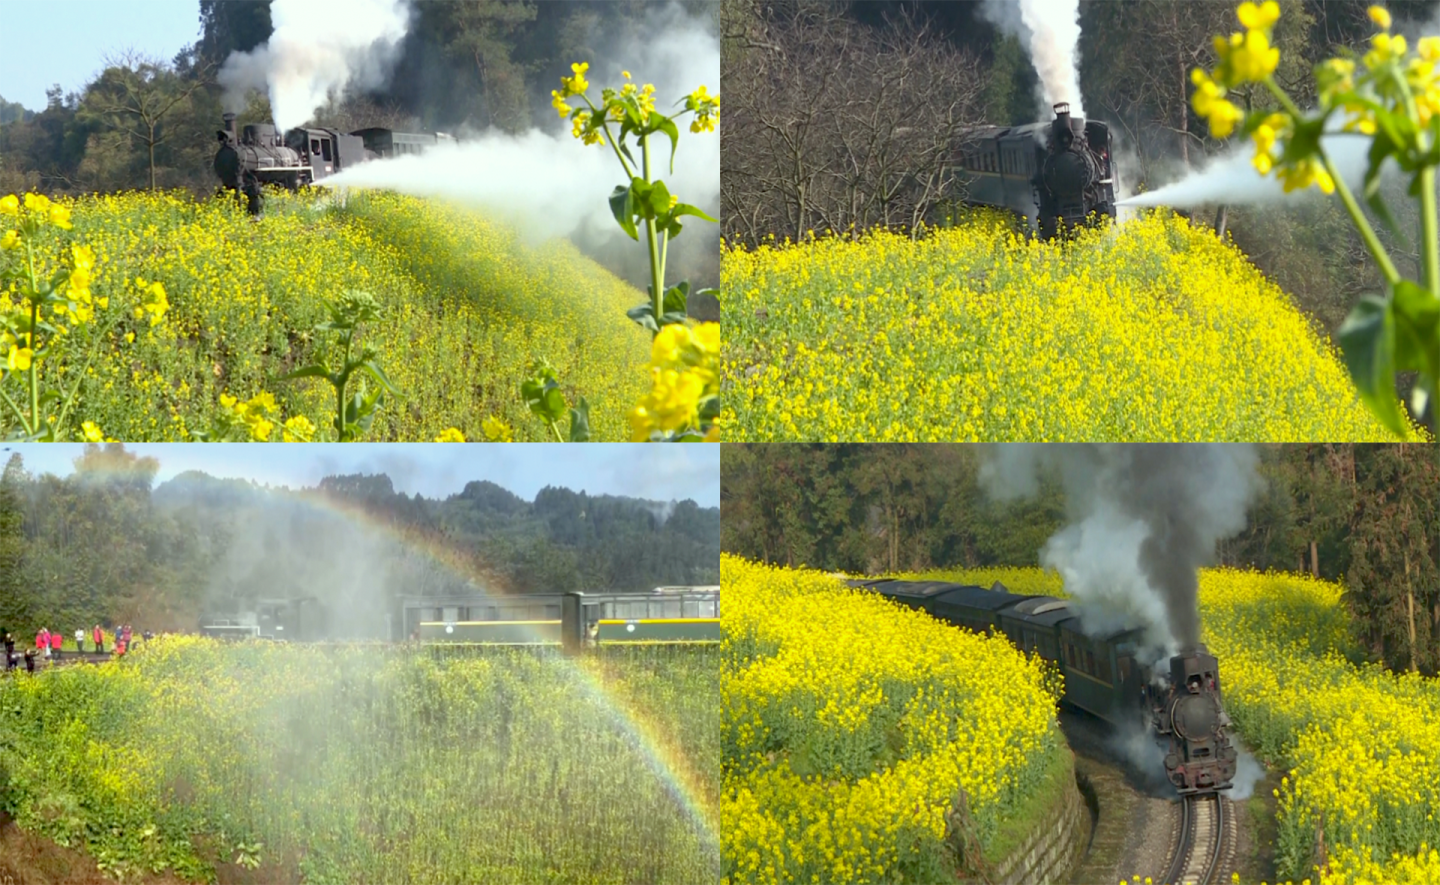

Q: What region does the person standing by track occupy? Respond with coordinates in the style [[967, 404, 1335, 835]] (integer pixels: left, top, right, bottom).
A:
[[3, 630, 13, 670], [75, 627, 85, 654], [50, 629, 61, 662], [92, 624, 104, 655], [36, 627, 49, 661]]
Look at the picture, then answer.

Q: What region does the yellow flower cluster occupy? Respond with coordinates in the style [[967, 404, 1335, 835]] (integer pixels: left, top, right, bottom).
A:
[[722, 555, 1064, 885], [630, 322, 719, 441], [914, 565, 1440, 885], [722, 211, 1413, 441], [481, 414, 514, 441], [219, 391, 277, 441], [434, 426, 465, 442], [687, 84, 720, 134], [1189, 2, 1281, 139], [0, 189, 648, 441], [0, 636, 719, 884], [551, 61, 591, 116]]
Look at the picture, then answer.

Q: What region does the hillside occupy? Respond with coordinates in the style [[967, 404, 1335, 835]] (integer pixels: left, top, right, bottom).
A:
[[9, 189, 650, 441], [721, 210, 1419, 442]]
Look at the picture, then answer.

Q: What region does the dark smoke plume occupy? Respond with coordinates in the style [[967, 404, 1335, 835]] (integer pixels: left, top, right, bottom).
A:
[[980, 444, 1261, 653]]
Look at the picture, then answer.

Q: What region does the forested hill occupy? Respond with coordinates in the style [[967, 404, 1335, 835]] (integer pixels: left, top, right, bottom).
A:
[[0, 447, 718, 639]]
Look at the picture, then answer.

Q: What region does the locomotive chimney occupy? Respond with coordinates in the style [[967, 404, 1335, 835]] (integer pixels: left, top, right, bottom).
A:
[[1051, 103, 1074, 149], [223, 113, 237, 137]]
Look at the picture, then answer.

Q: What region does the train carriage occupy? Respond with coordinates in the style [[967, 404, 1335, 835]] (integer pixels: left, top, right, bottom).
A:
[[852, 576, 1235, 795]]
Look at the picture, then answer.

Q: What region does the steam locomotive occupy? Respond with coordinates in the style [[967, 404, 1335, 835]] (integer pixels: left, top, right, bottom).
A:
[[951, 103, 1117, 239], [849, 578, 1236, 795], [213, 113, 456, 214]]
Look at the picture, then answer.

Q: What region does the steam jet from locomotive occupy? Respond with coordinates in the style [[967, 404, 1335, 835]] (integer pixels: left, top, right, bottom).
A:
[[850, 578, 1237, 795], [952, 102, 1117, 239], [214, 112, 456, 215]]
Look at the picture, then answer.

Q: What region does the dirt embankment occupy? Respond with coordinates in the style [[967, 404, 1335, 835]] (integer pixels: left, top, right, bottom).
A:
[[0, 812, 294, 885]]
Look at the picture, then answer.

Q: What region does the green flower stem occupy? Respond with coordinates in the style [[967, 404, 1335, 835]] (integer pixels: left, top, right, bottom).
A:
[[641, 133, 664, 334], [55, 313, 124, 435], [1265, 77, 1402, 287], [28, 300, 38, 434], [547, 418, 564, 442]]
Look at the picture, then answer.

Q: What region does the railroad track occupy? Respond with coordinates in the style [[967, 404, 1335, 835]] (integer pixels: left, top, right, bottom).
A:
[[1162, 793, 1234, 885]]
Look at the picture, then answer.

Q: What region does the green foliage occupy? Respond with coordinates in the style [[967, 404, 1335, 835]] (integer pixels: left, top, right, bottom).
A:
[[0, 639, 719, 884], [279, 290, 399, 442]]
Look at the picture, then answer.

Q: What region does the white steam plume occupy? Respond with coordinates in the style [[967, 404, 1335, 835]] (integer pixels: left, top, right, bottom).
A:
[[1118, 132, 1389, 209], [980, 0, 1085, 117], [320, 4, 719, 246], [218, 0, 410, 132], [980, 444, 1262, 656]]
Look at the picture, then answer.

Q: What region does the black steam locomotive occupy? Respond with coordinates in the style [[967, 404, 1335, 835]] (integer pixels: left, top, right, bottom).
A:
[[849, 578, 1237, 795], [951, 103, 1117, 239], [214, 113, 456, 214]]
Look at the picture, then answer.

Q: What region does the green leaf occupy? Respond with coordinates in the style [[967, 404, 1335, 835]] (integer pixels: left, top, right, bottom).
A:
[[1338, 294, 1408, 435], [1390, 279, 1440, 383], [671, 202, 718, 223], [627, 303, 659, 333], [568, 396, 591, 442], [647, 180, 672, 216], [659, 311, 688, 327], [657, 116, 680, 173], [359, 360, 401, 396], [663, 281, 689, 314], [522, 369, 568, 424], [609, 185, 638, 240]]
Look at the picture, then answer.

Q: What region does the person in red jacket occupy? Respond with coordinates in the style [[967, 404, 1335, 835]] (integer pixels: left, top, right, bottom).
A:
[[49, 629, 61, 662], [36, 627, 49, 660], [92, 624, 104, 655]]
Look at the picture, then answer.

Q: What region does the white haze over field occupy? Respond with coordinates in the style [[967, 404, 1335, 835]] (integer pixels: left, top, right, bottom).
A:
[[1118, 132, 1393, 209], [980, 0, 1085, 118], [322, 3, 720, 245], [218, 0, 410, 132]]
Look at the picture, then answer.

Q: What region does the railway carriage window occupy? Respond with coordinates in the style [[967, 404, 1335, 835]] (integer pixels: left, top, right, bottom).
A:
[[683, 600, 699, 619], [1085, 649, 1096, 675], [699, 600, 717, 619], [483, 606, 497, 622], [442, 607, 460, 623], [544, 605, 561, 620], [311, 139, 321, 154], [662, 600, 682, 619], [1119, 657, 1132, 684], [1097, 654, 1111, 683], [321, 140, 333, 162], [1065, 643, 1076, 667]]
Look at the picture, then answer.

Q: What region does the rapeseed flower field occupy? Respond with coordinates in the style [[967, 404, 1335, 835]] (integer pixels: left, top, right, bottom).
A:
[[721, 555, 1066, 885], [722, 211, 1415, 441], [1, 189, 651, 440], [0, 637, 718, 884], [907, 565, 1440, 885]]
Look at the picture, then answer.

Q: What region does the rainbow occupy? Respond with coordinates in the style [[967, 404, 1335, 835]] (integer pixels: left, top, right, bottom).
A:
[[235, 485, 719, 854]]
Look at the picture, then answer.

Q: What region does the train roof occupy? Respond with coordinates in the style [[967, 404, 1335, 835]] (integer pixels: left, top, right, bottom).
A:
[[929, 583, 1033, 612]]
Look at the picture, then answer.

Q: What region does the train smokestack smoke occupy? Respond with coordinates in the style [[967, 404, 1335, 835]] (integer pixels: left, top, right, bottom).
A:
[[980, 445, 1261, 654], [217, 0, 410, 132], [980, 0, 1085, 118]]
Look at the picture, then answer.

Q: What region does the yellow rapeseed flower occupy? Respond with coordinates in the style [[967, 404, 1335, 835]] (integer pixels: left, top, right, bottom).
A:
[[433, 427, 465, 442], [481, 415, 513, 442], [282, 414, 316, 442], [1368, 4, 1393, 30], [1237, 1, 1280, 31], [81, 421, 104, 442], [0, 194, 18, 215]]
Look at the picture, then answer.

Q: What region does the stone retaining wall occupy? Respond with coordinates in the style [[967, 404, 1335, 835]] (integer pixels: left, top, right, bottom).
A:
[[985, 760, 1090, 885]]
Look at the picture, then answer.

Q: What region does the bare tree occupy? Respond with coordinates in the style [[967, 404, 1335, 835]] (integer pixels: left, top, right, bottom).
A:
[[722, 4, 988, 245], [84, 51, 214, 190]]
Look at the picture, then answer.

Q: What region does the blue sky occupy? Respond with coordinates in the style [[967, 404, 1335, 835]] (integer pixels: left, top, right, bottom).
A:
[[0, 0, 202, 111], [2, 444, 720, 506]]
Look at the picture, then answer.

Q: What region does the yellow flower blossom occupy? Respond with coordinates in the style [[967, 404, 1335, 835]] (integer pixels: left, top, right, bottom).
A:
[[81, 421, 104, 442], [1368, 4, 1392, 30], [433, 427, 465, 442], [481, 415, 513, 442], [282, 414, 316, 442], [0, 194, 18, 215], [1237, 0, 1280, 31]]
